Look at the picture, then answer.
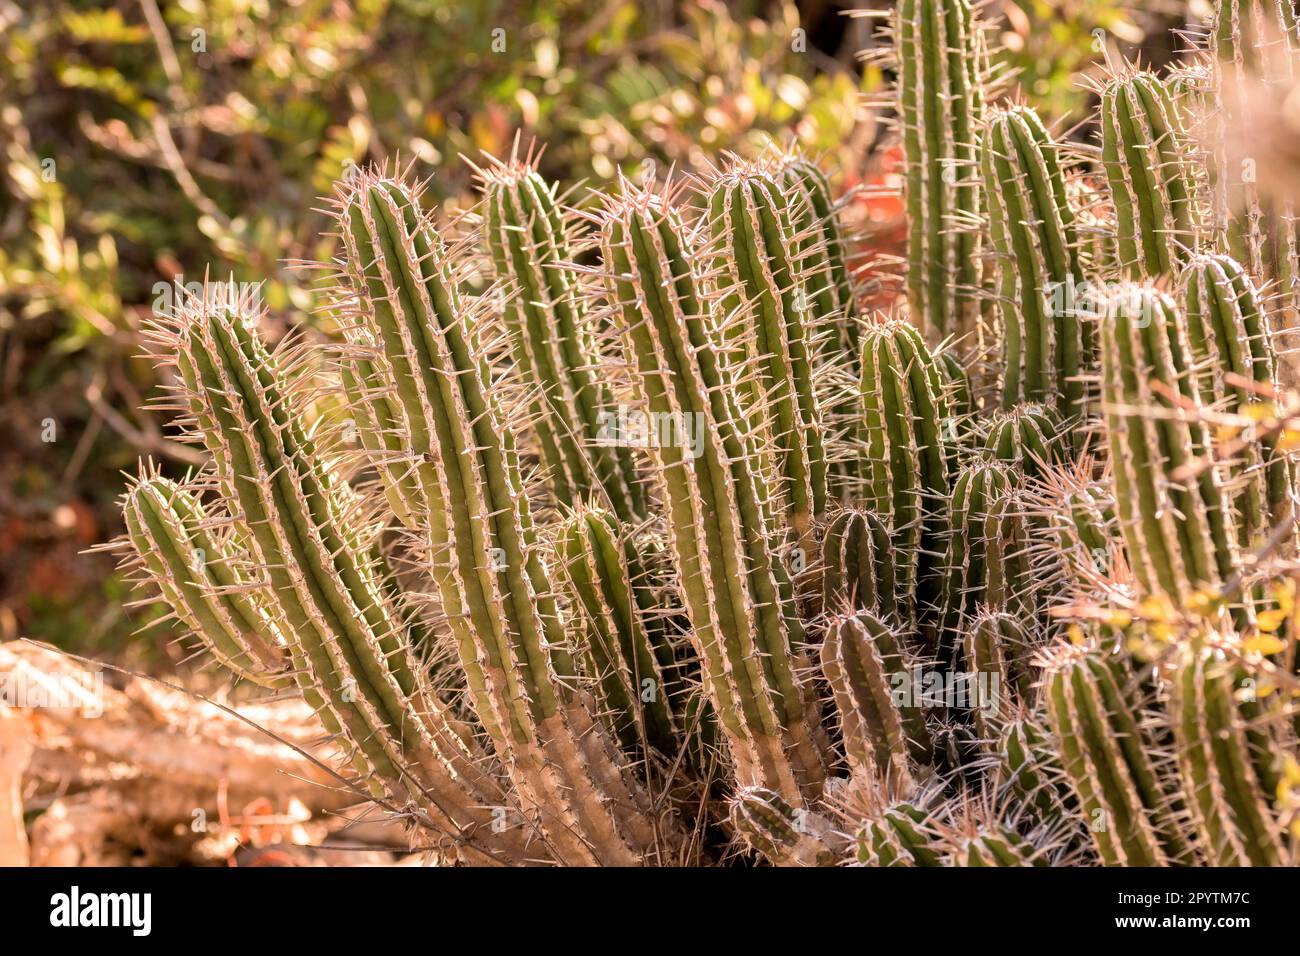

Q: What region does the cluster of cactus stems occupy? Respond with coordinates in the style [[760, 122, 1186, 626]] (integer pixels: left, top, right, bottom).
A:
[[112, 1, 1300, 865]]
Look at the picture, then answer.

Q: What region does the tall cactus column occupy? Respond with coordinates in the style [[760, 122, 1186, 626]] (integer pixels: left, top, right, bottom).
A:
[[981, 106, 1088, 427], [478, 150, 647, 523], [1099, 285, 1243, 611], [858, 318, 951, 606], [1100, 70, 1198, 278], [1210, 1, 1300, 298], [593, 180, 830, 804], [705, 161, 829, 540], [1182, 253, 1294, 550], [894, 0, 987, 342], [334, 171, 674, 865]]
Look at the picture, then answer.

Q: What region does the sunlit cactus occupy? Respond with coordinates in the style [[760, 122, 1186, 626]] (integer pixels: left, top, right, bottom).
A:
[[981, 106, 1088, 427], [858, 318, 951, 602], [1043, 642, 1196, 866], [1099, 69, 1199, 278], [592, 176, 830, 805], [891, 0, 989, 341], [704, 158, 829, 539], [1098, 284, 1243, 612], [331, 170, 678, 865], [476, 145, 647, 523]]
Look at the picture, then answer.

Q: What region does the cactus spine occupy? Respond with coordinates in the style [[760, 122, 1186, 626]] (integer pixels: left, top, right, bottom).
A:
[[894, 0, 987, 341], [595, 181, 829, 803], [478, 151, 646, 522], [1100, 70, 1198, 278], [981, 106, 1087, 425]]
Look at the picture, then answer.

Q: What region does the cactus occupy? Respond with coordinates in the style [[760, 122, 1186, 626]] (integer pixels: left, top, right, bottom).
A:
[[477, 149, 647, 523], [108, 3, 1300, 868], [1182, 253, 1293, 549], [594, 178, 829, 804], [893, 0, 988, 341], [997, 712, 1077, 826], [333, 171, 677, 865], [820, 610, 933, 784], [1100, 69, 1198, 278], [981, 106, 1088, 426], [858, 318, 951, 601], [1169, 641, 1285, 866], [981, 402, 1063, 479], [1043, 642, 1196, 866], [132, 287, 535, 865], [820, 508, 905, 621], [122, 473, 289, 688], [729, 787, 845, 866], [771, 147, 861, 365], [1208, 0, 1300, 296], [554, 504, 692, 763], [940, 462, 1036, 645], [1099, 284, 1243, 610], [961, 609, 1035, 740], [1026, 457, 1117, 588], [705, 159, 829, 539]]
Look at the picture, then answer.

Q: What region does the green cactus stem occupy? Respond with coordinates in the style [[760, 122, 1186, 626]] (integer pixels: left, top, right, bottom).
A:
[[1209, 1, 1300, 295], [820, 610, 932, 784], [1099, 69, 1198, 278], [941, 462, 1035, 646], [858, 318, 951, 601], [1182, 253, 1293, 550], [1099, 284, 1243, 610], [981, 106, 1087, 426], [554, 504, 690, 762], [771, 147, 860, 362], [730, 787, 845, 866], [705, 159, 829, 539], [1043, 642, 1196, 866], [334, 170, 675, 865], [981, 402, 1063, 479], [122, 474, 289, 688], [593, 178, 830, 804], [142, 287, 530, 865], [820, 507, 905, 620], [961, 609, 1035, 740], [1169, 642, 1284, 866], [477, 148, 647, 523], [894, 0, 988, 341]]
